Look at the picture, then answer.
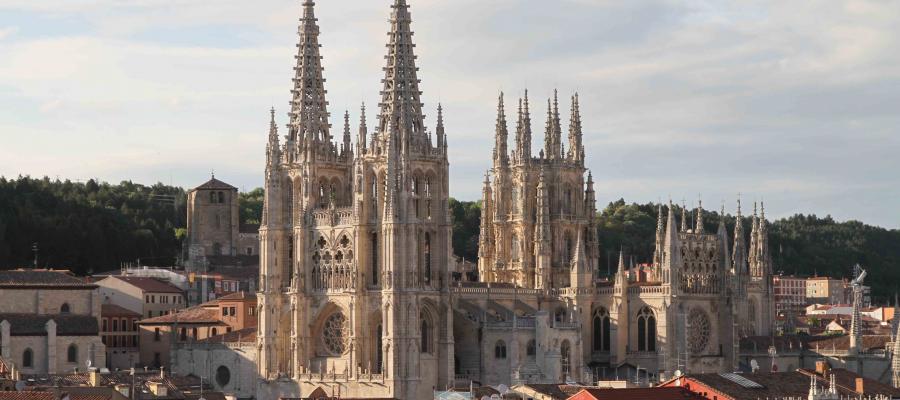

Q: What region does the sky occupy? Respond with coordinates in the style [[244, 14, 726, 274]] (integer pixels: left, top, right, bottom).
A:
[[0, 0, 898, 229]]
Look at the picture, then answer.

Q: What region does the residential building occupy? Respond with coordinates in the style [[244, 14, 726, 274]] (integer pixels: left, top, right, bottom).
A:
[[100, 304, 141, 370], [0, 269, 106, 374], [773, 275, 807, 315], [95, 276, 185, 319], [137, 294, 257, 369], [807, 277, 846, 305]]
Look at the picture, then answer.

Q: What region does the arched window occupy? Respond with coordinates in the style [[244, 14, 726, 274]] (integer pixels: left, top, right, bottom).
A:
[[526, 339, 536, 357], [494, 340, 507, 359], [561, 340, 571, 376], [60, 303, 70, 314], [554, 307, 567, 324], [423, 233, 432, 285], [209, 192, 216, 203], [218, 191, 225, 203], [371, 233, 379, 286], [564, 233, 573, 266], [420, 312, 432, 354], [637, 307, 657, 352], [370, 175, 379, 218], [375, 324, 383, 373], [213, 242, 222, 256], [592, 308, 611, 352], [510, 234, 520, 262], [67, 344, 78, 363], [23, 348, 33, 368]]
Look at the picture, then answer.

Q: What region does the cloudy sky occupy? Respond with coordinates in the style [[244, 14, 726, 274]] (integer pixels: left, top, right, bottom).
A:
[[0, 0, 898, 228]]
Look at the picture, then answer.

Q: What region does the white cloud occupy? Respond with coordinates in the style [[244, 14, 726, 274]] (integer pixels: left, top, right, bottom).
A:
[[0, 0, 898, 228]]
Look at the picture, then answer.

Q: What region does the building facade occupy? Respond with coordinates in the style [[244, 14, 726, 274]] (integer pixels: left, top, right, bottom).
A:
[[100, 304, 141, 370], [255, 1, 777, 398], [96, 276, 186, 319], [0, 270, 106, 375], [186, 176, 240, 259], [807, 277, 847, 305], [774, 275, 808, 315]]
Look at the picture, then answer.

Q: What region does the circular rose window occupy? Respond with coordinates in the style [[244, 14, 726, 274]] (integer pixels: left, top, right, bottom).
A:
[[323, 312, 349, 355], [688, 307, 711, 355]]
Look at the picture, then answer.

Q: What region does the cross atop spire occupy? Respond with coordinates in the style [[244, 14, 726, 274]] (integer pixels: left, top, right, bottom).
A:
[[377, 0, 426, 142], [289, 0, 331, 147]]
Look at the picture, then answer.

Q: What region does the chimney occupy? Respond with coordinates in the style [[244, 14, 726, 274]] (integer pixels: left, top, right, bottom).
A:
[[815, 360, 830, 375], [89, 369, 101, 387], [855, 377, 865, 394], [160, 366, 165, 379]]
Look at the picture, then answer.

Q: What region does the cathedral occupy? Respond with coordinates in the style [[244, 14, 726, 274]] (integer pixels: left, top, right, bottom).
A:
[[256, 1, 776, 399]]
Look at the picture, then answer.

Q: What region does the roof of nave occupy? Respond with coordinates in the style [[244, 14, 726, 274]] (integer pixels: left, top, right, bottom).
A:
[[101, 303, 142, 318], [192, 177, 236, 191], [108, 276, 183, 294], [0, 313, 99, 336], [0, 269, 96, 289]]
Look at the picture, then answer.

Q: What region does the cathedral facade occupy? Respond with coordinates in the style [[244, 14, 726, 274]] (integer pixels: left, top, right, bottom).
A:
[[256, 1, 776, 399]]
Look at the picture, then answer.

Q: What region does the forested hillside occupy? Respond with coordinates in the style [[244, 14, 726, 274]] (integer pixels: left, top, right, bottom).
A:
[[0, 176, 186, 275], [2, 178, 897, 301]]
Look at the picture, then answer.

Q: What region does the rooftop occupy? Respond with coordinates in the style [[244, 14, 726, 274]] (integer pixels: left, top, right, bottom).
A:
[[668, 368, 900, 400], [0, 314, 99, 336], [195, 327, 256, 344], [573, 387, 704, 400], [216, 291, 256, 301], [139, 306, 223, 326], [0, 269, 96, 289], [100, 304, 141, 318], [105, 276, 182, 294], [192, 177, 236, 191]]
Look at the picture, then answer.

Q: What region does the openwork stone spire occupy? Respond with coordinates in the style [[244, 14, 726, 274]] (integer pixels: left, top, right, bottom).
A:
[[514, 92, 532, 162], [568, 93, 583, 163], [494, 92, 509, 166], [378, 0, 426, 140], [733, 199, 748, 275], [290, 0, 331, 146]]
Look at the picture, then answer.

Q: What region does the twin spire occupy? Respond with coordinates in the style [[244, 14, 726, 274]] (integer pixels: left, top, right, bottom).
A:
[[494, 89, 583, 166], [272, 0, 443, 166]]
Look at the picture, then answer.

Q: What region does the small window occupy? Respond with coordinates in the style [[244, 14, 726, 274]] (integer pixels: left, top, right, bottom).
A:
[[216, 365, 231, 387], [526, 340, 536, 357], [67, 344, 78, 363], [211, 328, 218, 336], [148, 310, 153, 318], [23, 348, 33, 368], [222, 307, 228, 317], [112, 319, 118, 332], [102, 319, 108, 332], [60, 303, 70, 314], [229, 307, 236, 316], [154, 328, 161, 342], [495, 340, 507, 359], [180, 328, 187, 341]]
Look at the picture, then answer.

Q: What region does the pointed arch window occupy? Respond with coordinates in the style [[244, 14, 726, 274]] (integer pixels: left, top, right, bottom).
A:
[[564, 232, 573, 266], [526, 339, 536, 358], [637, 307, 657, 352], [420, 312, 432, 354], [67, 344, 78, 363], [23, 348, 33, 368], [423, 233, 432, 285], [494, 340, 507, 359], [375, 324, 383, 373], [60, 303, 70, 314], [561, 340, 571, 376], [371, 233, 379, 287], [592, 307, 611, 352]]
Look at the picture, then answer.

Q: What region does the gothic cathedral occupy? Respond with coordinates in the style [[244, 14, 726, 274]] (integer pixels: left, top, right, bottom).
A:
[[257, 1, 776, 398]]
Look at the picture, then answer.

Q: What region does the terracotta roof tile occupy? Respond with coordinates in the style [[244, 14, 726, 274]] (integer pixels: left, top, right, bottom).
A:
[[193, 178, 236, 191], [196, 327, 256, 344], [0, 270, 96, 289], [101, 304, 141, 318], [110, 276, 183, 294], [139, 306, 223, 325], [575, 387, 704, 400]]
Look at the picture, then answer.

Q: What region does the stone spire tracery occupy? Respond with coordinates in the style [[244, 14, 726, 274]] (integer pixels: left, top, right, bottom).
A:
[[290, 0, 332, 154], [568, 93, 583, 163], [494, 92, 509, 166], [377, 0, 426, 143]]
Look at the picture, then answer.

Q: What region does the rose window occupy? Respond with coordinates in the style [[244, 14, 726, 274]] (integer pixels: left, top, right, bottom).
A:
[[688, 308, 711, 354], [323, 313, 349, 355]]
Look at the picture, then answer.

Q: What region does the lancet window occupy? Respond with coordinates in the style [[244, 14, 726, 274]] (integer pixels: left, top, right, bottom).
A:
[[637, 307, 657, 352]]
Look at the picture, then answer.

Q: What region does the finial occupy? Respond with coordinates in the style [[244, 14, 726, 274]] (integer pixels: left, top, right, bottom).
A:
[[760, 201, 766, 219], [270, 107, 276, 121]]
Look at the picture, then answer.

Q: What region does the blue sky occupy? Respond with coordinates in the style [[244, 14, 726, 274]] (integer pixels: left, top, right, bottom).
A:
[[0, 0, 898, 228]]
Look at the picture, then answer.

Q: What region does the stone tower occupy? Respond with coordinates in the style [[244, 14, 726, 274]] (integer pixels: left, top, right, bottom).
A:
[[477, 90, 598, 289], [185, 175, 240, 259], [257, 1, 452, 398]]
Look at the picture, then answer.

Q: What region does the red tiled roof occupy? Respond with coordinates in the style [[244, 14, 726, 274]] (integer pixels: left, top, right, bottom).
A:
[[139, 306, 224, 325], [573, 387, 704, 400], [110, 276, 183, 294], [0, 269, 96, 289], [101, 304, 141, 318], [193, 177, 236, 191], [518, 384, 584, 399], [217, 291, 256, 301], [0, 393, 54, 400]]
